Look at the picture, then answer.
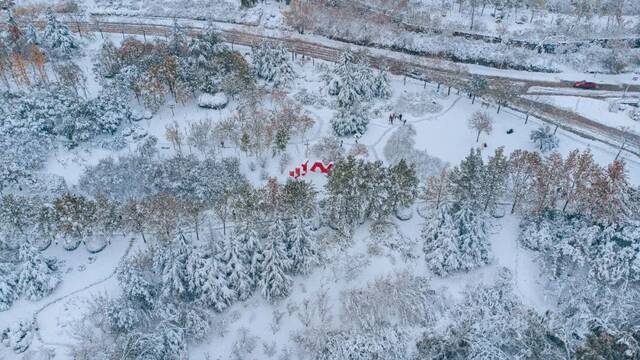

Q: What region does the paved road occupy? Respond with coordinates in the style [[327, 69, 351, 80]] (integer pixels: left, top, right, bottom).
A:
[[25, 18, 640, 157]]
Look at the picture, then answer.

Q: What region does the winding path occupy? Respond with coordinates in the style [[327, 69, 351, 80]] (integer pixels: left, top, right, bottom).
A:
[[31, 237, 136, 350]]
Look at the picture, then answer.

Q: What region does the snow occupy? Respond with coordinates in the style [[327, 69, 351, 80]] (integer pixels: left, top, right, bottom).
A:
[[535, 95, 640, 135], [3, 17, 640, 360]]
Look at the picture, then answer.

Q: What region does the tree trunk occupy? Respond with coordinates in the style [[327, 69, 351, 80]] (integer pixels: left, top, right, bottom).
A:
[[476, 130, 481, 142]]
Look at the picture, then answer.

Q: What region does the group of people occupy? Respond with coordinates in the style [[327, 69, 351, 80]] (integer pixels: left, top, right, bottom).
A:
[[389, 112, 406, 125]]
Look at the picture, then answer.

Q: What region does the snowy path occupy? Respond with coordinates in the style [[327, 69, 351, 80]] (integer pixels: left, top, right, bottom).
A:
[[368, 96, 463, 161], [31, 238, 136, 350]]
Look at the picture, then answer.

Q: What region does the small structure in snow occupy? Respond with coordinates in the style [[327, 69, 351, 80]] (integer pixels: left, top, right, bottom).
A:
[[198, 92, 228, 109]]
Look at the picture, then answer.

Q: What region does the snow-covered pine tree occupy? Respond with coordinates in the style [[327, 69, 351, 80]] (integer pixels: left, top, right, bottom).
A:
[[530, 125, 559, 153], [422, 205, 462, 276], [481, 147, 509, 212], [453, 203, 491, 272], [154, 233, 194, 301], [259, 218, 292, 302], [0, 263, 17, 311], [167, 19, 187, 57], [372, 68, 391, 98], [197, 256, 235, 312], [16, 242, 61, 300], [330, 104, 369, 137], [252, 40, 295, 88], [449, 148, 485, 208], [41, 9, 78, 59], [220, 235, 253, 301], [422, 203, 491, 275], [233, 220, 263, 284], [288, 215, 319, 275]]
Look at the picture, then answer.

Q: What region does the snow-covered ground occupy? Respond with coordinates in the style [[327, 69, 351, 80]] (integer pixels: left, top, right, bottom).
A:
[[3, 30, 639, 358]]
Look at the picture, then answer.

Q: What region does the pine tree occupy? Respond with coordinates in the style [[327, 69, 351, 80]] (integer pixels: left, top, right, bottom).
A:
[[259, 218, 292, 302], [41, 9, 78, 59], [481, 147, 509, 212], [0, 263, 17, 311], [252, 41, 295, 88], [422, 205, 461, 276], [453, 204, 491, 271], [330, 104, 369, 137], [154, 233, 194, 301], [220, 235, 253, 301], [197, 256, 234, 312], [288, 215, 319, 275], [234, 220, 263, 283], [17, 242, 61, 300], [422, 203, 491, 276], [449, 148, 485, 207]]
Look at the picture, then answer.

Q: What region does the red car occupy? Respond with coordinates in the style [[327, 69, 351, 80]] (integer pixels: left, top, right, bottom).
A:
[[574, 81, 598, 90]]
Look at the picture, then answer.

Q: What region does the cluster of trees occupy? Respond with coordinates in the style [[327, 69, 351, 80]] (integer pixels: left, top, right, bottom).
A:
[[217, 91, 314, 159], [323, 156, 418, 235], [0, 9, 79, 89], [424, 148, 638, 223], [95, 22, 254, 112], [322, 50, 390, 136], [416, 268, 567, 359], [295, 272, 441, 360]]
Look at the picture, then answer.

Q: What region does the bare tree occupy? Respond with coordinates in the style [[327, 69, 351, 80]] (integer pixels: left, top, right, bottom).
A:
[[468, 111, 493, 142]]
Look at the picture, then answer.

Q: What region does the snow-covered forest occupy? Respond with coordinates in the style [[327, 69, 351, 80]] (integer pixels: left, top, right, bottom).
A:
[[1, 0, 640, 359]]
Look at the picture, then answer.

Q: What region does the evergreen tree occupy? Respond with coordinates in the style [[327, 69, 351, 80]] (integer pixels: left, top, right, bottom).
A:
[[422, 205, 462, 276], [481, 147, 509, 212], [449, 149, 485, 208], [288, 215, 319, 275], [41, 9, 78, 59], [167, 19, 187, 57], [234, 220, 263, 283], [330, 104, 369, 137], [220, 235, 253, 301], [453, 204, 491, 271], [422, 203, 491, 276], [197, 256, 234, 312], [252, 40, 295, 88], [259, 218, 292, 302], [16, 242, 61, 300], [0, 263, 17, 311]]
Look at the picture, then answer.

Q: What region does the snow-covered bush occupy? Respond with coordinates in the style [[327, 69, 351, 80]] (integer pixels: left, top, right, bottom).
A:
[[530, 125, 559, 153], [252, 41, 295, 87], [422, 203, 491, 276]]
